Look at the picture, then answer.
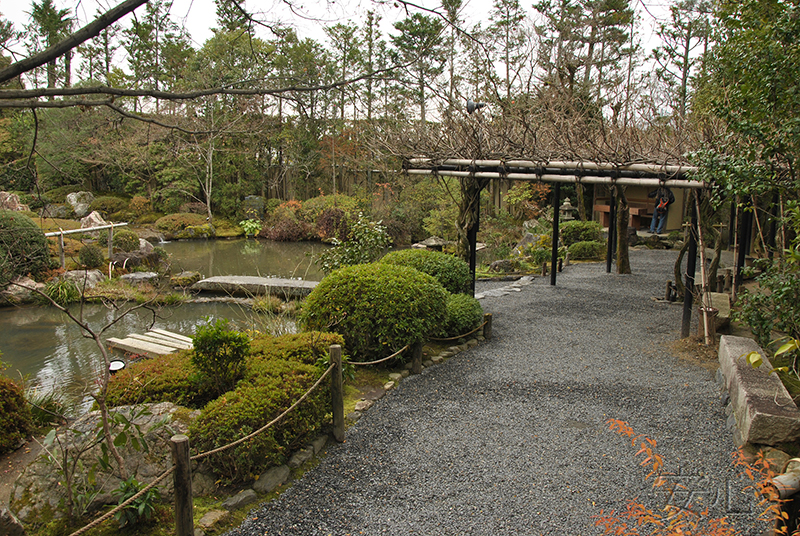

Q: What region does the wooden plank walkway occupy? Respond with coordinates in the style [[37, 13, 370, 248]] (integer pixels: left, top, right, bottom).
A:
[[107, 329, 193, 359]]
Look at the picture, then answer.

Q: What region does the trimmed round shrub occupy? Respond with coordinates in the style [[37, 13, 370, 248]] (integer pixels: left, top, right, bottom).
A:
[[0, 210, 50, 286], [79, 244, 105, 268], [437, 293, 484, 338], [0, 375, 33, 454], [192, 318, 250, 397], [299, 263, 447, 360], [560, 220, 603, 247], [379, 248, 470, 294], [262, 208, 313, 242], [106, 351, 200, 408], [89, 196, 129, 217], [155, 213, 207, 234], [188, 331, 341, 484], [298, 194, 362, 224], [568, 240, 606, 260], [113, 229, 141, 252]]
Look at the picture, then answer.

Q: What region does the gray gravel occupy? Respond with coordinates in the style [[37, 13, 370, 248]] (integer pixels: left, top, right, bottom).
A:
[[226, 249, 764, 536]]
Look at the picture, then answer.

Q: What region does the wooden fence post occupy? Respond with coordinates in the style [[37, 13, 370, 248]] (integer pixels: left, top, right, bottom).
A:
[[170, 434, 193, 536], [330, 345, 344, 443], [412, 341, 422, 375], [58, 231, 65, 269], [483, 313, 493, 340]]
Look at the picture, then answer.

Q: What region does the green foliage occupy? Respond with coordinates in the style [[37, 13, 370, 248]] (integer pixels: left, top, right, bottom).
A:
[[24, 385, 66, 428], [568, 240, 607, 260], [89, 196, 130, 218], [0, 210, 50, 286], [42, 279, 81, 307], [263, 206, 313, 242], [189, 332, 339, 484], [560, 220, 603, 247], [298, 194, 362, 224], [315, 207, 349, 240], [437, 293, 484, 338], [380, 248, 470, 294], [252, 295, 283, 315], [113, 477, 160, 528], [316, 213, 391, 274], [192, 318, 250, 397], [518, 234, 553, 266], [106, 351, 203, 408], [43, 185, 83, 204], [0, 374, 33, 454], [299, 263, 447, 360], [155, 213, 208, 234], [735, 260, 800, 349], [238, 218, 263, 237], [78, 244, 105, 268], [110, 229, 139, 252]]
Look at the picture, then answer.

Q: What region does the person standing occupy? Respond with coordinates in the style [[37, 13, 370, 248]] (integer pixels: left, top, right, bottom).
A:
[[648, 186, 675, 234]]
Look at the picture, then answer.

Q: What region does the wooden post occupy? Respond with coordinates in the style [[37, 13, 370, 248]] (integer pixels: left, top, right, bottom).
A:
[[541, 263, 548, 276], [107, 224, 114, 260], [58, 231, 65, 269], [170, 434, 193, 536], [665, 281, 673, 301], [483, 313, 493, 340], [411, 341, 422, 375], [330, 345, 344, 443]]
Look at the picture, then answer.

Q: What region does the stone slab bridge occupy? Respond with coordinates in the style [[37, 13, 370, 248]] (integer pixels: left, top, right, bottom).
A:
[[190, 276, 318, 299]]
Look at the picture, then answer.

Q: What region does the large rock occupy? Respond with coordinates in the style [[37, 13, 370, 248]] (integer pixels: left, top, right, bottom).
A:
[[61, 270, 105, 291], [40, 204, 72, 219], [80, 211, 107, 231], [0, 506, 25, 536], [65, 192, 95, 218], [10, 403, 204, 525], [0, 192, 30, 212], [0, 276, 44, 306], [718, 335, 800, 446]]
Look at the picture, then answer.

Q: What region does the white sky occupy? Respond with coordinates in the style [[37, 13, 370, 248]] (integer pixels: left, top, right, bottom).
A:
[[1, 0, 671, 58]]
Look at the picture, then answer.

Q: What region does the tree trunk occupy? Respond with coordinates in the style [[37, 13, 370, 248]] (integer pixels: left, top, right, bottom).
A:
[[615, 185, 631, 274]]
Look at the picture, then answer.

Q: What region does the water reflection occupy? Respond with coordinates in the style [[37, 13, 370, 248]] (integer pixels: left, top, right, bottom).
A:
[[0, 238, 318, 413]]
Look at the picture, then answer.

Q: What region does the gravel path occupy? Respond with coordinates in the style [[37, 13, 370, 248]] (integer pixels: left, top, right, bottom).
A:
[[226, 249, 764, 536]]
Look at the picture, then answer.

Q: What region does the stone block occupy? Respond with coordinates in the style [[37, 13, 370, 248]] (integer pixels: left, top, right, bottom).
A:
[[198, 509, 228, 529], [288, 447, 314, 468], [221, 489, 258, 510], [310, 435, 327, 455], [718, 335, 800, 445], [253, 465, 290, 494]]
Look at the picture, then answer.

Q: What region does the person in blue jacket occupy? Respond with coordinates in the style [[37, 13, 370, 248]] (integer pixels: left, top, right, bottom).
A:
[[648, 186, 675, 234]]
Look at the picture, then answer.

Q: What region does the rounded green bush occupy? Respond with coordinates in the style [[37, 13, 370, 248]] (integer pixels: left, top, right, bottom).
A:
[[113, 229, 140, 252], [192, 318, 250, 397], [155, 213, 208, 234], [299, 263, 447, 360], [79, 244, 105, 268], [0, 375, 33, 454], [89, 196, 129, 217], [0, 210, 50, 286], [379, 249, 470, 294], [560, 220, 603, 247], [568, 240, 606, 260], [438, 293, 484, 338]]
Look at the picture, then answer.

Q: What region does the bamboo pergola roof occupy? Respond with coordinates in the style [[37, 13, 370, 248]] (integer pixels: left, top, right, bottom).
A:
[[405, 158, 705, 189]]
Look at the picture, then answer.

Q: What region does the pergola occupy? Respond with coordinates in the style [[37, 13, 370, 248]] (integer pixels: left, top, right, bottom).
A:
[[405, 157, 715, 339]]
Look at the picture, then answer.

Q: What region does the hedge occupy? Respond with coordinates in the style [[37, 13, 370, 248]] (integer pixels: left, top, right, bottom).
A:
[[0, 210, 50, 286], [379, 248, 470, 294]]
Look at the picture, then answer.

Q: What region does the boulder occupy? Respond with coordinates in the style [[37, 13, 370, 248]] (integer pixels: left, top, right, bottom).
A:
[[171, 271, 202, 287], [11, 403, 201, 525], [221, 489, 258, 510], [0, 276, 44, 306], [65, 192, 95, 218], [626, 227, 639, 246], [40, 204, 72, 219], [252, 465, 290, 494], [0, 192, 30, 212], [120, 272, 160, 285], [489, 259, 514, 273], [61, 270, 105, 291], [139, 238, 155, 254], [0, 506, 25, 536], [80, 211, 107, 230]]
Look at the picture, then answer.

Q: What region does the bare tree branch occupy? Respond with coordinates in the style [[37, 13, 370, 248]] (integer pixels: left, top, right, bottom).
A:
[[0, 0, 149, 85]]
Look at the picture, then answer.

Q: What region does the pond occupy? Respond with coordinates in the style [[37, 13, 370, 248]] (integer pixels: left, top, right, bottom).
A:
[[0, 239, 324, 413]]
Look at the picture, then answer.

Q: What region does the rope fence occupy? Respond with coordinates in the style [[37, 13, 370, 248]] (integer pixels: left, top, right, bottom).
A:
[[61, 313, 494, 536], [349, 345, 409, 366], [429, 319, 489, 342]]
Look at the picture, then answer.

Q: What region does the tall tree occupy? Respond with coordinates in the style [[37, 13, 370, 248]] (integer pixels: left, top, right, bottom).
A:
[[325, 22, 362, 122], [651, 0, 712, 121], [25, 0, 72, 91], [390, 14, 446, 125], [488, 0, 527, 102]]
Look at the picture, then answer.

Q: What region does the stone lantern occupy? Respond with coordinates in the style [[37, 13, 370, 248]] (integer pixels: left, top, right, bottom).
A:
[[559, 198, 579, 221]]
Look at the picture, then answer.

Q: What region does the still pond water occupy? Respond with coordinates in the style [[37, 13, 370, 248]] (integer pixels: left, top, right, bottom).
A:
[[0, 239, 326, 412]]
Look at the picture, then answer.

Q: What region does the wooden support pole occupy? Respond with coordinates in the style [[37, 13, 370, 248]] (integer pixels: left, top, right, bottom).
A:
[[681, 211, 698, 338], [330, 345, 344, 443], [411, 341, 423, 375], [170, 434, 193, 536], [58, 231, 65, 269], [483, 313, 493, 340], [107, 224, 114, 260], [551, 182, 561, 286]]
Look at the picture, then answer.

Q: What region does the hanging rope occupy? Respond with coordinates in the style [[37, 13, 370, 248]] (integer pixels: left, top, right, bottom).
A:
[[350, 345, 409, 366], [428, 320, 488, 342]]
